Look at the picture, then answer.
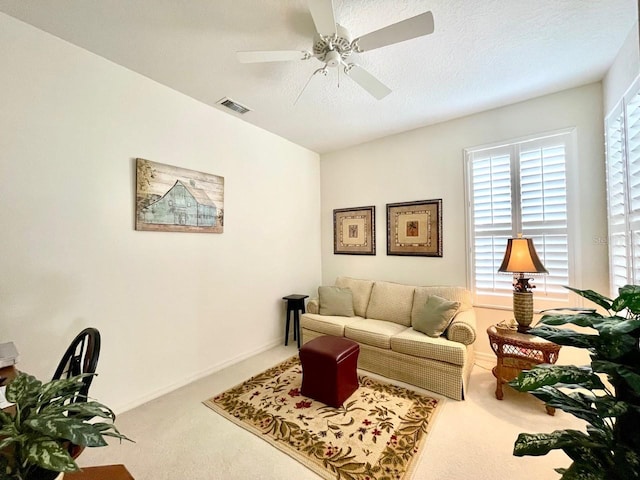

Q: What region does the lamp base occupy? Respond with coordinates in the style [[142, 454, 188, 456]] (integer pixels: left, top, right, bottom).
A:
[[517, 324, 531, 333], [513, 291, 534, 332]]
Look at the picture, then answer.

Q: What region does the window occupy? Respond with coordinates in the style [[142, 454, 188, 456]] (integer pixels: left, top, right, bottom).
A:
[[465, 130, 574, 309], [605, 76, 640, 295]]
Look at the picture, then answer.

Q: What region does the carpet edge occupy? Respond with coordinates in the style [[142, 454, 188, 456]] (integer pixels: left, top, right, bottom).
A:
[[202, 397, 336, 480]]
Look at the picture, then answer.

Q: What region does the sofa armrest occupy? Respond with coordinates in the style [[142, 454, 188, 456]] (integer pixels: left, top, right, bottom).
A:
[[307, 297, 319, 314], [446, 309, 476, 345]]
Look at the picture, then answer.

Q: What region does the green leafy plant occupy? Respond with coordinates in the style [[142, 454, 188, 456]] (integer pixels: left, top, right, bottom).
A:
[[509, 285, 640, 479], [0, 373, 132, 480]]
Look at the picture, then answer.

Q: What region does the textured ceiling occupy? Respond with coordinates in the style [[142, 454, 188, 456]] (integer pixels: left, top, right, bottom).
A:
[[0, 0, 636, 153]]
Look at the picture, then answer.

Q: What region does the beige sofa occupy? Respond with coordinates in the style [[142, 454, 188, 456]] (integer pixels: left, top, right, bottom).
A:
[[300, 277, 477, 400]]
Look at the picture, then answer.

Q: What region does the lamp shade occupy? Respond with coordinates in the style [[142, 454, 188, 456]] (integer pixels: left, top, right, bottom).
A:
[[498, 237, 548, 274]]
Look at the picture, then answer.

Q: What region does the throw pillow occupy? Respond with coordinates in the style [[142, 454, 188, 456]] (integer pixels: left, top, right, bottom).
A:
[[413, 295, 461, 337], [318, 286, 355, 317]]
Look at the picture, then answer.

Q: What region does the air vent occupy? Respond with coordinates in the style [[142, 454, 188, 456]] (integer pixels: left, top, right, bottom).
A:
[[216, 97, 251, 115]]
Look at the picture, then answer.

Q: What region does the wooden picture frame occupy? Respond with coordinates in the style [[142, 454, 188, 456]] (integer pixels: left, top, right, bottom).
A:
[[333, 206, 376, 255], [135, 158, 224, 233], [386, 199, 442, 257]]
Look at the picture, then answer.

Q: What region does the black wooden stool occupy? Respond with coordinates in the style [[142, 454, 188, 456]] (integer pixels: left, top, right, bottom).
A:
[[282, 294, 308, 349]]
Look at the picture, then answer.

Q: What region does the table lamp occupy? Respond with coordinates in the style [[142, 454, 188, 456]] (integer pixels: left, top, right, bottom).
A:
[[498, 234, 548, 332]]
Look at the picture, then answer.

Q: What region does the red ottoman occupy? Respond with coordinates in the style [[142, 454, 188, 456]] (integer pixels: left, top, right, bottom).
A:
[[299, 335, 360, 408]]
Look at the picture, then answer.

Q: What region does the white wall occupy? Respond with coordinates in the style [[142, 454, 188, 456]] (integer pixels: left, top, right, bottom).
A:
[[320, 83, 607, 363], [603, 22, 640, 115], [0, 13, 322, 413]]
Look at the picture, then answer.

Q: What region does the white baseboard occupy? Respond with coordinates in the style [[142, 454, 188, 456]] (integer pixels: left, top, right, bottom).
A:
[[474, 351, 495, 369], [113, 343, 500, 414], [113, 337, 283, 414]]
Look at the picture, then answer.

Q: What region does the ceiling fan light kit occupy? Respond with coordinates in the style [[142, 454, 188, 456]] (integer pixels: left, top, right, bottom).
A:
[[236, 0, 435, 102]]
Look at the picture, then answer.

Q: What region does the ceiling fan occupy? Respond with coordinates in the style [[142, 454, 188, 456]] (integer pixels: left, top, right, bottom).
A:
[[237, 0, 435, 101]]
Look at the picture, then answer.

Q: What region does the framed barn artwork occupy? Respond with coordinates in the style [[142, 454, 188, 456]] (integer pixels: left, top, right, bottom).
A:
[[333, 206, 376, 255], [135, 158, 224, 233], [386, 199, 442, 256]]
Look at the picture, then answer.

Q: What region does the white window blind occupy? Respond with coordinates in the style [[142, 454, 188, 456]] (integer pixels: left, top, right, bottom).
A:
[[466, 131, 573, 308], [606, 76, 640, 294]]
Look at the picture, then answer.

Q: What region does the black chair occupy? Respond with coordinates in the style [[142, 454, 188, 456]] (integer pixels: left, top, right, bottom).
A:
[[52, 327, 101, 401]]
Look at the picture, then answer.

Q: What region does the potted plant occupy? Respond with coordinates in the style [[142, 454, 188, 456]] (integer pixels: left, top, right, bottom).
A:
[[509, 285, 640, 479], [0, 372, 131, 480]]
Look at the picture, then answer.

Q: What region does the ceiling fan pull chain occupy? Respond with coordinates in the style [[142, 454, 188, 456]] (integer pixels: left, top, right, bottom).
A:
[[294, 66, 327, 106]]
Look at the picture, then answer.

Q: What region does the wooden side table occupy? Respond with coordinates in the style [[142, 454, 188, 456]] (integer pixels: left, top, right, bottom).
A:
[[487, 325, 561, 415], [0, 365, 17, 385], [66, 464, 134, 479], [283, 294, 309, 349]]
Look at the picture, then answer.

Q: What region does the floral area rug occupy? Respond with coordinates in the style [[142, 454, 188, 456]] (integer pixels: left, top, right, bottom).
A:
[[203, 356, 442, 480]]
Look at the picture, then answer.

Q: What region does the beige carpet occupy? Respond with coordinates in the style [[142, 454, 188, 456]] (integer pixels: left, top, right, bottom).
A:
[[77, 345, 586, 480], [203, 356, 440, 480]]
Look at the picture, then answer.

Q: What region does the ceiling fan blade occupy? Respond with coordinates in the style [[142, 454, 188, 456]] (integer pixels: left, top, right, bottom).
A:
[[355, 11, 434, 52], [237, 50, 308, 63], [308, 0, 337, 37], [345, 64, 391, 100]]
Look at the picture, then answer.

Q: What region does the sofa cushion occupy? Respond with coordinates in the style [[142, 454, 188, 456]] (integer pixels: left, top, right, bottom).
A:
[[301, 313, 361, 337], [335, 277, 374, 318], [318, 286, 354, 317], [345, 318, 407, 349], [365, 281, 415, 326], [413, 295, 460, 337], [411, 286, 472, 324], [390, 328, 467, 366]]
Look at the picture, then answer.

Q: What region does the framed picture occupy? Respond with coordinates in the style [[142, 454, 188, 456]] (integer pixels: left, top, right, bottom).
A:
[[135, 158, 224, 233], [387, 199, 442, 257], [333, 206, 376, 255]]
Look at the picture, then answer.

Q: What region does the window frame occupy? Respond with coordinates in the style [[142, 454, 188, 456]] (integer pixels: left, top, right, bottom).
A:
[[463, 128, 578, 311]]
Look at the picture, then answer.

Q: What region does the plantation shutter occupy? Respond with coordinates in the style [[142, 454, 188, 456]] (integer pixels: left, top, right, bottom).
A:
[[606, 108, 629, 292], [626, 89, 640, 284], [466, 131, 573, 308], [605, 76, 640, 295], [519, 137, 569, 299], [470, 147, 514, 296]]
